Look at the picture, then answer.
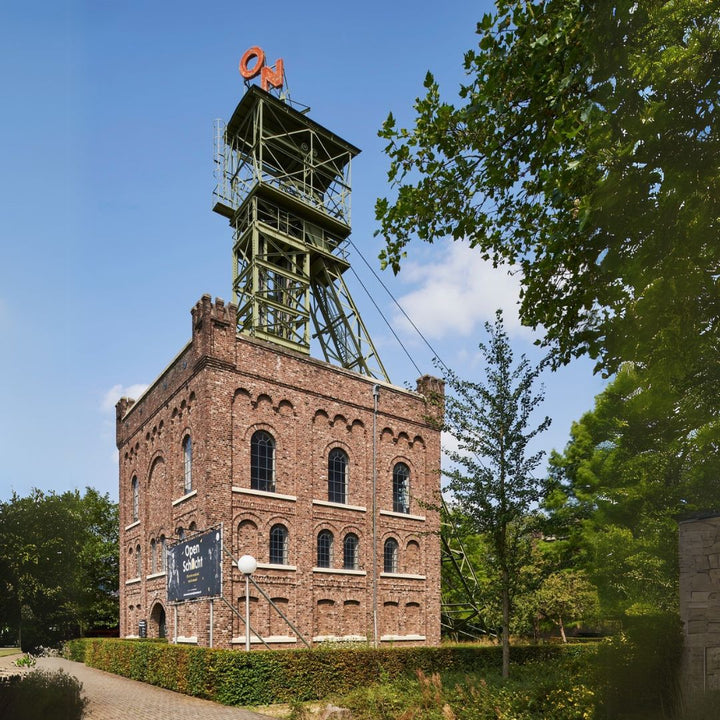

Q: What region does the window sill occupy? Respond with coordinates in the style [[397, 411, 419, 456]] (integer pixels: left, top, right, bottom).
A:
[[313, 499, 366, 512], [381, 634, 426, 642], [313, 635, 367, 643], [312, 567, 366, 576], [175, 636, 198, 644], [232, 635, 296, 645], [254, 563, 297, 571], [380, 510, 426, 521], [232, 487, 297, 502], [380, 572, 426, 580], [172, 490, 197, 506], [146, 571, 166, 580], [124, 520, 140, 531], [125, 577, 141, 585]]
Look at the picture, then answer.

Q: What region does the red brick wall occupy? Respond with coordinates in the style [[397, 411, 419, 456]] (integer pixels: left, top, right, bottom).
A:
[[118, 295, 442, 649]]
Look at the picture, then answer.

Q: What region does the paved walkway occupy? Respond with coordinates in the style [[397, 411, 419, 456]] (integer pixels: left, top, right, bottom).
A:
[[1, 653, 274, 719]]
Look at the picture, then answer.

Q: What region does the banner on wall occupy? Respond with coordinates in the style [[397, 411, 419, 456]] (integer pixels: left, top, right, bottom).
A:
[[166, 527, 222, 602]]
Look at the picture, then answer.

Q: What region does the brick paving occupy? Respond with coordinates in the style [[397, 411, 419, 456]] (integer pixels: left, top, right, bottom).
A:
[[1, 654, 274, 719]]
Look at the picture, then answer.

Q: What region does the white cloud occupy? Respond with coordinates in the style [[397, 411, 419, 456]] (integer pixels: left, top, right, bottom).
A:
[[101, 383, 149, 413], [393, 241, 530, 340]]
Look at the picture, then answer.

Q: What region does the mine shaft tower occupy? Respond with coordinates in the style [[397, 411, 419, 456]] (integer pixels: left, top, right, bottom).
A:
[[213, 79, 388, 382]]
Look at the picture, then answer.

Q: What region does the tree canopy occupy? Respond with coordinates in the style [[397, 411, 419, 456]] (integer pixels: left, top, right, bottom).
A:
[[376, 0, 720, 426], [544, 364, 720, 618], [0, 488, 118, 650]]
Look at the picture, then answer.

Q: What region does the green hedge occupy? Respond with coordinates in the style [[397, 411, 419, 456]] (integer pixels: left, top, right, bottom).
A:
[[63, 638, 570, 706]]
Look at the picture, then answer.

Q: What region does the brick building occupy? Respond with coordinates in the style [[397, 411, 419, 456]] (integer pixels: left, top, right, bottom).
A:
[[117, 294, 443, 649]]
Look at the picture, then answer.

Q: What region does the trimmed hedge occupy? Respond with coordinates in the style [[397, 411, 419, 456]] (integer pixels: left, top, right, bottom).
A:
[[63, 638, 571, 707]]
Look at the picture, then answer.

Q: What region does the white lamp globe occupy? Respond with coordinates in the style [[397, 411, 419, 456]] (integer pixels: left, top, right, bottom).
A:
[[237, 554, 258, 575]]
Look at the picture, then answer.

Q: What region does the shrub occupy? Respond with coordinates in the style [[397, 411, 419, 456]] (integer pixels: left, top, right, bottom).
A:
[[62, 638, 575, 707], [592, 613, 683, 719], [0, 669, 87, 720]]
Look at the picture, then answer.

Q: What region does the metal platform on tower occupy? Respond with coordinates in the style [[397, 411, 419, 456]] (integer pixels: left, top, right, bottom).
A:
[[213, 84, 389, 382]]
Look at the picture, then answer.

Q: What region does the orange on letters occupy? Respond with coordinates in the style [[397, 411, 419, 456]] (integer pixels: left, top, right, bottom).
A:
[[239, 46, 265, 79], [239, 46, 284, 92]]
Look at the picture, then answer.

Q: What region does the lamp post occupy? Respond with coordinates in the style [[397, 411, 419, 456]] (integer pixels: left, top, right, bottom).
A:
[[237, 554, 257, 651]]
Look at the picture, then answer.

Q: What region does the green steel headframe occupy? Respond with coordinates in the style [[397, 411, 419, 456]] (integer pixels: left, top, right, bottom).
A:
[[213, 86, 388, 382]]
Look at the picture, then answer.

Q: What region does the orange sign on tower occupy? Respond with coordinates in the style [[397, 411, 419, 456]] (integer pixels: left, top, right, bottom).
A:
[[239, 46, 284, 92]]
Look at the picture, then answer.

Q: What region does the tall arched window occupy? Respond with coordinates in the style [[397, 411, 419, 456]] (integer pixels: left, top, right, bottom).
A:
[[182, 435, 192, 494], [269, 524, 288, 565], [150, 538, 157, 573], [131, 476, 139, 522], [158, 535, 166, 572], [343, 533, 359, 570], [251, 431, 275, 492], [393, 463, 410, 514], [135, 543, 142, 577], [383, 538, 398, 574], [328, 448, 348, 504], [317, 530, 333, 568]]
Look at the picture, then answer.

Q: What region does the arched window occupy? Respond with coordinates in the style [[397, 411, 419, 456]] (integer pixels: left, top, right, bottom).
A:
[[136, 543, 142, 577], [188, 521, 197, 534], [343, 533, 359, 570], [317, 530, 333, 568], [158, 535, 166, 572], [383, 538, 398, 574], [328, 448, 348, 504], [251, 431, 275, 492], [131, 476, 139, 522], [182, 435, 192, 494], [269, 524, 288, 565], [393, 463, 410, 514], [150, 538, 157, 574]]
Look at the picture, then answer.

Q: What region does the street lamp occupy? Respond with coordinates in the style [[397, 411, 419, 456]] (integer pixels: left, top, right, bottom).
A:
[[237, 554, 257, 651]]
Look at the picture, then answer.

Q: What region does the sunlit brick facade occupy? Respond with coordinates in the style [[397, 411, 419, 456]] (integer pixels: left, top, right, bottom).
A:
[[117, 294, 443, 649]]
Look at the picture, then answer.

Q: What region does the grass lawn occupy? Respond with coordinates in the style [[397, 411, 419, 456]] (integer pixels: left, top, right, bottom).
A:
[[0, 648, 21, 658]]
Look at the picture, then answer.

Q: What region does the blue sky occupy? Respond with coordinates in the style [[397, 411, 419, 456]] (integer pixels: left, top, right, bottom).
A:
[[1, 0, 606, 502]]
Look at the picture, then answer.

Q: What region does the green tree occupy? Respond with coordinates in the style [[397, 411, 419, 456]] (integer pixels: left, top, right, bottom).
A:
[[0, 488, 118, 649], [376, 0, 720, 431], [545, 364, 720, 619], [439, 310, 550, 677], [535, 569, 599, 643]]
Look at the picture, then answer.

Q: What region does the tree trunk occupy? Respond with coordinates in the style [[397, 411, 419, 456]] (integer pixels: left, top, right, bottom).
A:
[[559, 616, 567, 643], [502, 568, 510, 679]]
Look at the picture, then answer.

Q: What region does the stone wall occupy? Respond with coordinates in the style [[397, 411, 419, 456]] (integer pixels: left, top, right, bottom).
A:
[[679, 513, 720, 694]]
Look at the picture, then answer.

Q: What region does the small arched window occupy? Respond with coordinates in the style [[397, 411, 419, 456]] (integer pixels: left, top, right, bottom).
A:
[[131, 476, 139, 522], [269, 524, 288, 565], [317, 530, 333, 568], [251, 431, 275, 492], [182, 435, 192, 494], [328, 448, 348, 504], [343, 533, 359, 570], [383, 538, 398, 574], [393, 463, 410, 514]]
